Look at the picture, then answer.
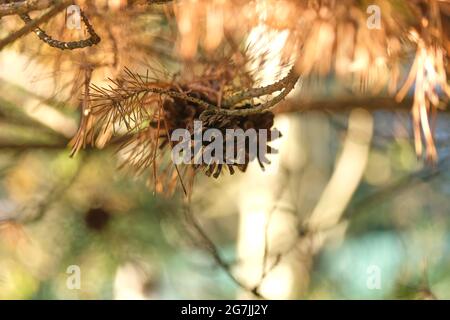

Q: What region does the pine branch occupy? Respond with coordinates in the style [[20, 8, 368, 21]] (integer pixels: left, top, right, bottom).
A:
[[0, 0, 60, 17], [210, 71, 300, 117], [19, 9, 100, 50], [0, 0, 71, 50], [222, 66, 300, 108]]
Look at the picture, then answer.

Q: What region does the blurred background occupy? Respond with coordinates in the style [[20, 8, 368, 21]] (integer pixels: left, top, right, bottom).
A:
[[0, 0, 449, 300]]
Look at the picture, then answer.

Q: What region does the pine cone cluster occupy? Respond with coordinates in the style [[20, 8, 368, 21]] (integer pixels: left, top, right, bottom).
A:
[[159, 91, 208, 136], [154, 91, 280, 178], [196, 111, 279, 178]]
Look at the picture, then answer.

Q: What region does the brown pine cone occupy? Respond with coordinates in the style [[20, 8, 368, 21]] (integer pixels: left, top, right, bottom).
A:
[[191, 110, 280, 178]]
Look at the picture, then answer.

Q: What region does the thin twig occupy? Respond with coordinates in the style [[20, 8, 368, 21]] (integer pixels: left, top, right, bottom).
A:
[[258, 182, 288, 289], [184, 202, 266, 299]]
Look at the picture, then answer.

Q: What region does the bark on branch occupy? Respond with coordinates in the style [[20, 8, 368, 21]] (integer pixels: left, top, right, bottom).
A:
[[0, 0, 60, 18], [0, 0, 72, 50]]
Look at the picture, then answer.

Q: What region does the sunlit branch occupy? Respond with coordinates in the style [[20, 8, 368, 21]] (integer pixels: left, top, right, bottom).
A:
[[0, 0, 60, 17], [0, 0, 71, 50], [222, 66, 300, 108]]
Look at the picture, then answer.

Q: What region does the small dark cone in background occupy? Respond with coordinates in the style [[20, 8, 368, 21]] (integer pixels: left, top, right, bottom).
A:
[[84, 207, 111, 232]]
